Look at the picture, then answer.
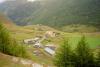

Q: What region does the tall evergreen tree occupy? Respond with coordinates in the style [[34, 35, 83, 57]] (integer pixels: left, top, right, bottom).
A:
[[75, 36, 95, 67], [54, 39, 74, 67]]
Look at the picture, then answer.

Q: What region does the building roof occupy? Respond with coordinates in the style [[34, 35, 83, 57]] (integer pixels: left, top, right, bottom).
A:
[[44, 47, 55, 55], [24, 37, 40, 43]]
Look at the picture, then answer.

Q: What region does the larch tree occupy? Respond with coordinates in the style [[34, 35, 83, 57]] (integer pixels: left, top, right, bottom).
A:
[[75, 36, 95, 67], [54, 38, 74, 67]]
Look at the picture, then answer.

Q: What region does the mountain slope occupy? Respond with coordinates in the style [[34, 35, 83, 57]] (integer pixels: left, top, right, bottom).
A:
[[0, 13, 15, 28], [0, 0, 100, 29]]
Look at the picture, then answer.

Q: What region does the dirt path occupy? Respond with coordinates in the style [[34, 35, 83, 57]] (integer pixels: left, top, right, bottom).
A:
[[12, 57, 50, 67]]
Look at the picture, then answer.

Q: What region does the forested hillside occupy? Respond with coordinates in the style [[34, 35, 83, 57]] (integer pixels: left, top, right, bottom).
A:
[[0, 0, 100, 29]]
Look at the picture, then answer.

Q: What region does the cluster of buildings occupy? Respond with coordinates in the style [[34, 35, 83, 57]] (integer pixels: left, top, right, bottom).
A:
[[23, 31, 58, 56]]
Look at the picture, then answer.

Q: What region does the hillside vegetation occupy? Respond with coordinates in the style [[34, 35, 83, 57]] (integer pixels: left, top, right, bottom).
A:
[[0, 0, 100, 30], [0, 14, 28, 58]]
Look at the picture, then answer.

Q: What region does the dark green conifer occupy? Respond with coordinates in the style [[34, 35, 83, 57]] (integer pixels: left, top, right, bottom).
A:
[[54, 39, 74, 67], [75, 36, 95, 67]]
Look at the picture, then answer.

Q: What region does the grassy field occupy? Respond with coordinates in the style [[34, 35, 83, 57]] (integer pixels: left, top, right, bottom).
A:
[[68, 36, 100, 48], [4, 24, 100, 65], [3, 22, 99, 49], [42, 32, 100, 48]]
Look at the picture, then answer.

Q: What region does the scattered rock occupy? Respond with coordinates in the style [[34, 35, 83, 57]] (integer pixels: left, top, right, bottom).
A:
[[12, 57, 19, 63]]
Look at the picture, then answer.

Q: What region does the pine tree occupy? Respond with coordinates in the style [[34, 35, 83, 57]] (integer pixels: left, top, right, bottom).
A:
[[75, 36, 95, 67], [54, 39, 74, 67]]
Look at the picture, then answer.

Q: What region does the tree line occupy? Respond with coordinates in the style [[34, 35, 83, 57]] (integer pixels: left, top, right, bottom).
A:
[[0, 22, 27, 58], [54, 36, 100, 67]]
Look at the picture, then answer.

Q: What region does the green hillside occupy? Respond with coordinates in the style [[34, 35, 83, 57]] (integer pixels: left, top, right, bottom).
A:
[[0, 0, 100, 30]]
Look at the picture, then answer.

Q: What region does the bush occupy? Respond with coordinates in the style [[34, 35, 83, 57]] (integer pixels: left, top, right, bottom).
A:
[[96, 49, 100, 67]]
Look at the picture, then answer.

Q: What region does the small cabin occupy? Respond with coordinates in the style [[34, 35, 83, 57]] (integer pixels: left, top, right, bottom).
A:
[[23, 37, 40, 44], [45, 31, 60, 38], [45, 44, 56, 50], [33, 42, 43, 48], [44, 47, 55, 55]]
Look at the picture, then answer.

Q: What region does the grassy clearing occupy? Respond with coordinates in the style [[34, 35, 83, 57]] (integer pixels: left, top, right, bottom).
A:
[[42, 32, 100, 48], [9, 25, 100, 49], [2, 14, 100, 49]]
